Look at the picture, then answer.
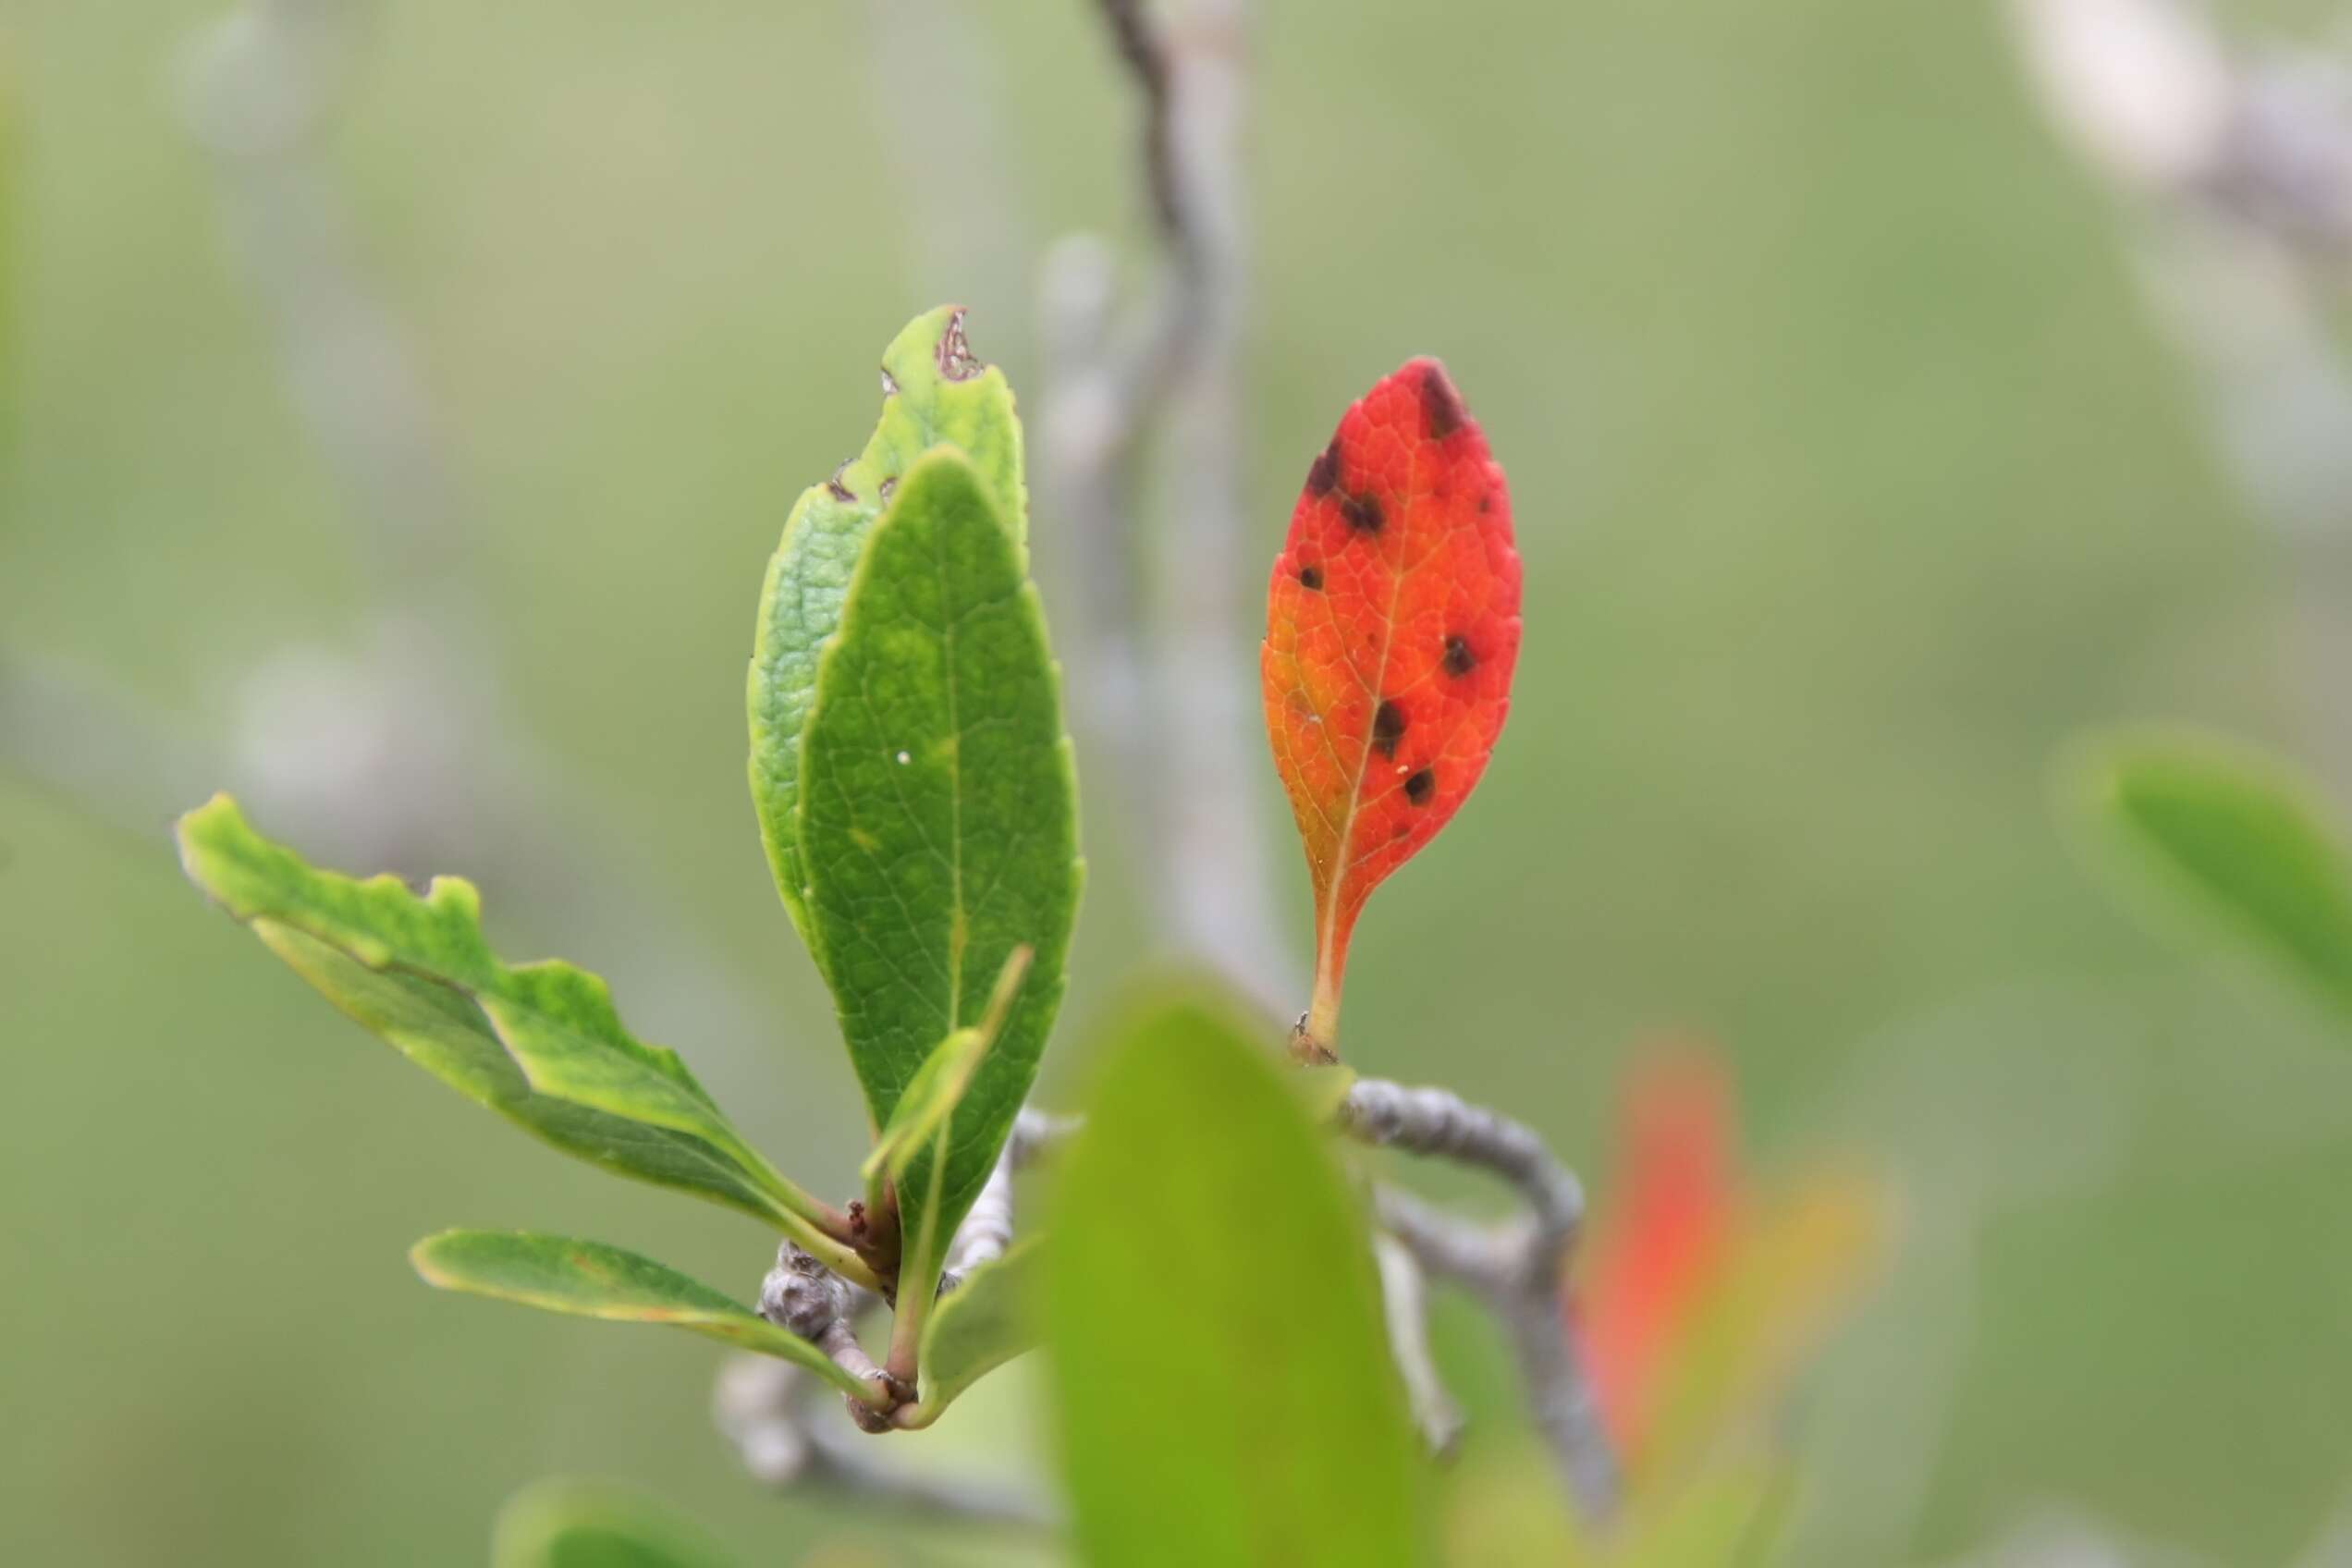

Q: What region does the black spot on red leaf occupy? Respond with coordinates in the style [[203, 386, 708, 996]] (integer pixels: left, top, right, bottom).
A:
[[1442, 636, 1476, 676], [1373, 699, 1407, 758], [1298, 564, 1324, 590], [1341, 494, 1383, 534], [1403, 767, 1436, 804], [1420, 365, 1464, 439], [1307, 438, 1342, 497]]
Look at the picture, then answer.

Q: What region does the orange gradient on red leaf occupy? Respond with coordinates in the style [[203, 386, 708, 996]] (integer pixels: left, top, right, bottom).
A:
[[1261, 360, 1521, 1055]]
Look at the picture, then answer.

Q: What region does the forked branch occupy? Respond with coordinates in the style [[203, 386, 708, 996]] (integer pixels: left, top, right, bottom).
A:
[[1341, 1078, 1621, 1521]]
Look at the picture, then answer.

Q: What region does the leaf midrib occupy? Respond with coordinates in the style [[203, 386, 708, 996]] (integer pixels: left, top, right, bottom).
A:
[[1315, 436, 1423, 986]]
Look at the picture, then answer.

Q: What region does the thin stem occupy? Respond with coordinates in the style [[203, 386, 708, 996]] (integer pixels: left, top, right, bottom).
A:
[[1302, 974, 1343, 1062], [1374, 1232, 1465, 1458], [1378, 1187, 1618, 1520], [884, 1121, 954, 1385]]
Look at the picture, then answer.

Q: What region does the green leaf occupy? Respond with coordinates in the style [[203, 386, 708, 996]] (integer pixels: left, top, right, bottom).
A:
[[906, 1240, 1044, 1425], [250, 918, 779, 1226], [2072, 729, 2352, 1022], [1439, 1449, 1595, 1568], [1045, 990, 1432, 1568], [177, 797, 859, 1276], [862, 946, 1032, 1190], [494, 1479, 739, 1568], [799, 448, 1082, 1296], [749, 305, 1026, 937], [1619, 1464, 1792, 1568], [412, 1231, 885, 1407], [862, 1025, 986, 1188]]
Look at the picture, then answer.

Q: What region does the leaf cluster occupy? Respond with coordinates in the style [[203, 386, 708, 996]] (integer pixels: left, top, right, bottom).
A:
[[178, 306, 1080, 1426]]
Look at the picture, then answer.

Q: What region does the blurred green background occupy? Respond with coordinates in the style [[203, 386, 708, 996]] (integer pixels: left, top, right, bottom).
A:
[[8, 1, 2352, 1563]]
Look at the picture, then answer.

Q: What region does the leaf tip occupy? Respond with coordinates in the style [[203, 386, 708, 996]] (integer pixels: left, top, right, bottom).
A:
[[977, 943, 1034, 1047], [407, 1230, 462, 1289], [935, 304, 983, 382], [172, 790, 243, 880]]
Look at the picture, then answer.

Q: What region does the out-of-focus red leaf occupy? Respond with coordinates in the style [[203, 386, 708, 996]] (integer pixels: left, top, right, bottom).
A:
[[1572, 1044, 1887, 1488], [1260, 360, 1521, 1057], [1574, 1046, 1740, 1460]]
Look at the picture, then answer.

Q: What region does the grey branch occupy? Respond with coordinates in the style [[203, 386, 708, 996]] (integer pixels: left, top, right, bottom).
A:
[[1093, 0, 1189, 249], [2007, 0, 2352, 781], [943, 1148, 1019, 1284], [941, 1108, 1073, 1285], [738, 1106, 1080, 1468], [1342, 1078, 1620, 1522], [741, 1238, 1055, 1521], [1044, 0, 1617, 1525], [1340, 1077, 1586, 1253], [714, 1355, 1056, 1532], [1041, 0, 1297, 1017], [758, 1245, 892, 1394]]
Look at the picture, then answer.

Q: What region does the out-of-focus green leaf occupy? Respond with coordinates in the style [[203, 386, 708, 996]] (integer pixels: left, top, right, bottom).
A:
[[412, 1231, 884, 1406], [906, 1240, 1043, 1425], [1045, 990, 1430, 1568], [1441, 1448, 1595, 1568], [1618, 1464, 1791, 1568], [799, 449, 1080, 1304], [2073, 729, 2352, 1023], [176, 797, 843, 1253], [1298, 1061, 1360, 1122], [862, 947, 1031, 1191], [250, 918, 780, 1226], [0, 77, 16, 445], [749, 304, 1026, 937], [1643, 1170, 1884, 1485], [1442, 1446, 1788, 1568], [493, 1479, 738, 1568]]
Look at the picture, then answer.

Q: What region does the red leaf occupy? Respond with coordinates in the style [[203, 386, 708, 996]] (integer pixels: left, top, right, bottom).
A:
[[1260, 359, 1521, 1055], [1574, 1045, 1739, 1458]]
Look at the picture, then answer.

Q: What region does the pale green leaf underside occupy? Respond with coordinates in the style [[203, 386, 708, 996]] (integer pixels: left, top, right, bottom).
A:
[[411, 1231, 880, 1404], [2076, 730, 2352, 1023], [1046, 992, 1430, 1568], [915, 1240, 1043, 1422], [493, 1480, 739, 1568], [750, 305, 1027, 937], [864, 946, 1032, 1188], [862, 1025, 986, 1187], [251, 918, 780, 1224], [798, 448, 1081, 1295], [176, 796, 820, 1225]]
